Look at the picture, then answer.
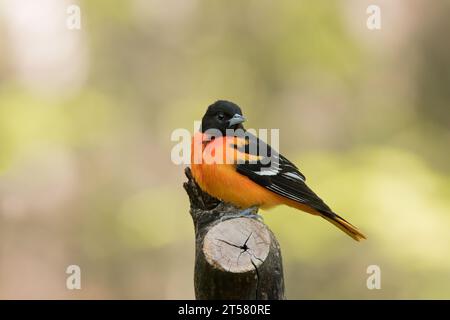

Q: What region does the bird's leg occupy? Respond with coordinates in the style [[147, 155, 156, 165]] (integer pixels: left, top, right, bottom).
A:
[[220, 206, 263, 222], [239, 206, 262, 220]]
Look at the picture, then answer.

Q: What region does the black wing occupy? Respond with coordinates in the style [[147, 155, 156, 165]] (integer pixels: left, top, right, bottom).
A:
[[231, 131, 332, 213]]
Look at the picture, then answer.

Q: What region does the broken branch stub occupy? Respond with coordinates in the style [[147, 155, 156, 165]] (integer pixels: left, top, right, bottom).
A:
[[183, 167, 285, 300]]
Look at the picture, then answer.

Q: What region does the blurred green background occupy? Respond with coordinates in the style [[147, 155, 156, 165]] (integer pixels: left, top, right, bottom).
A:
[[0, 0, 449, 299]]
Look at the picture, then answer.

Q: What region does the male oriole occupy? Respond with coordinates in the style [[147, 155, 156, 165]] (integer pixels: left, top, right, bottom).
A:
[[191, 100, 366, 241]]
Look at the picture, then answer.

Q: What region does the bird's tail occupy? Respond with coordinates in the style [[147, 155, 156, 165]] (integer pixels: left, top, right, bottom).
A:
[[286, 200, 366, 241], [320, 211, 366, 242]]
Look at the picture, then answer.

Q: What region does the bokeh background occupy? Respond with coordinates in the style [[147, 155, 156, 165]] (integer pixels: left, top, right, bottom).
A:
[[0, 0, 449, 299]]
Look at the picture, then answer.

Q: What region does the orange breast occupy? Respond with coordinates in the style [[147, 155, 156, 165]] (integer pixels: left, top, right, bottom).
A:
[[190, 133, 282, 209]]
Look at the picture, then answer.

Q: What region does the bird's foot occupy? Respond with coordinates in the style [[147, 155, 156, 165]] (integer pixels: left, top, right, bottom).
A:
[[220, 206, 263, 222]]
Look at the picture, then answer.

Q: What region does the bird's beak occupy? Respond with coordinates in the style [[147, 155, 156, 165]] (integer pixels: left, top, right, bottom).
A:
[[228, 114, 246, 127]]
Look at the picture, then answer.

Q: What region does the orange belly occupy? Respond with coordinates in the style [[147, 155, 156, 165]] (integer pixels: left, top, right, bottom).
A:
[[191, 161, 281, 209]]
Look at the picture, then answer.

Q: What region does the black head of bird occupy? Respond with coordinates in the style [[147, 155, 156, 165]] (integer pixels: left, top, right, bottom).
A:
[[201, 100, 246, 135]]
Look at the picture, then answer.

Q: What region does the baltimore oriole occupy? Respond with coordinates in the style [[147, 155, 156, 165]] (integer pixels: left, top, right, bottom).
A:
[[191, 100, 366, 241]]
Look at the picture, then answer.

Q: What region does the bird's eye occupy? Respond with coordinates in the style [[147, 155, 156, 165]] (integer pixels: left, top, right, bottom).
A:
[[217, 112, 225, 120]]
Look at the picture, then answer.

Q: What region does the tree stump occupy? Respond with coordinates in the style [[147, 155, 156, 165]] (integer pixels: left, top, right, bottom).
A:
[[183, 167, 285, 300]]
